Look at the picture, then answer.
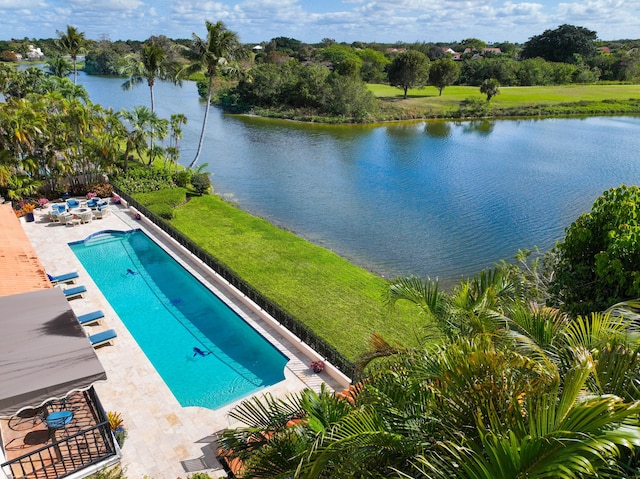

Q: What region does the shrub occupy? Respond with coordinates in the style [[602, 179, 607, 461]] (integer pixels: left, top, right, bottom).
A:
[[174, 171, 192, 188], [550, 185, 640, 315], [90, 182, 114, 198], [112, 165, 175, 193], [191, 173, 211, 195], [88, 465, 127, 479]]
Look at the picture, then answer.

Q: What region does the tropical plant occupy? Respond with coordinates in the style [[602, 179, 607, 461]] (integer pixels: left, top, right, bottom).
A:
[[45, 56, 73, 78], [120, 40, 181, 113], [181, 20, 248, 169], [55, 25, 86, 84]]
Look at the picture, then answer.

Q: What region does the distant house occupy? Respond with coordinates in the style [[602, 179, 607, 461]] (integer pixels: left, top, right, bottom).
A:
[[442, 47, 462, 60], [385, 48, 407, 54], [598, 46, 611, 54], [252, 45, 263, 51], [26, 45, 44, 60], [482, 47, 502, 55]]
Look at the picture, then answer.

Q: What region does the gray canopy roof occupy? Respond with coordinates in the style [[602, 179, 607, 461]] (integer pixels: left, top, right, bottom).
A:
[[0, 288, 107, 417]]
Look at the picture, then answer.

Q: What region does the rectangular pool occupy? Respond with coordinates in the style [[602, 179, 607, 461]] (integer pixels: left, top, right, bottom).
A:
[[71, 230, 288, 410]]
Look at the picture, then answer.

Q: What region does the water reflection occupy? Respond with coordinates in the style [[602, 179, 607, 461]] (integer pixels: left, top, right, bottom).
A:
[[458, 120, 496, 136], [73, 72, 640, 284], [424, 121, 452, 138]]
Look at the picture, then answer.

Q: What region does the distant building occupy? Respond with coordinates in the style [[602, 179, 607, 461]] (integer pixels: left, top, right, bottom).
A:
[[26, 44, 44, 60]]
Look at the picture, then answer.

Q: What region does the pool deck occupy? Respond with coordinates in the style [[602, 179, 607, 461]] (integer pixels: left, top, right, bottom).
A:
[[21, 203, 347, 479]]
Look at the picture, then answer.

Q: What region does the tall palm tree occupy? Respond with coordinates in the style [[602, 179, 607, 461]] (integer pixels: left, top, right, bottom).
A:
[[182, 20, 247, 169], [56, 25, 86, 84], [121, 41, 181, 113]]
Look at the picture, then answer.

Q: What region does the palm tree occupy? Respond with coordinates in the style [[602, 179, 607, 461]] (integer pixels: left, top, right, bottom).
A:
[[165, 113, 187, 171], [182, 20, 247, 169], [45, 56, 73, 78], [56, 25, 86, 84], [121, 41, 181, 113]]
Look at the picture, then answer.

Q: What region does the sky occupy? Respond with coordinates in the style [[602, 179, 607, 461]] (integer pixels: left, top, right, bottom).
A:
[[1, 0, 639, 45]]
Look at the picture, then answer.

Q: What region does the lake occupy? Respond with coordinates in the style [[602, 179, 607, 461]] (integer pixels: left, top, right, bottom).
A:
[[78, 73, 640, 285]]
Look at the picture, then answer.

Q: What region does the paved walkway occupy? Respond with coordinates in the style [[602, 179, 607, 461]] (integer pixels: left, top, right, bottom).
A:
[[22, 203, 346, 479]]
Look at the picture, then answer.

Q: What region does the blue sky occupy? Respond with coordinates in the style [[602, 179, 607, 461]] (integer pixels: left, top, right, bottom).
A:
[[2, 0, 639, 44]]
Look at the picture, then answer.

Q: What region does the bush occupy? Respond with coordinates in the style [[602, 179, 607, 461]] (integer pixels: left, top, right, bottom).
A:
[[174, 171, 192, 188], [89, 182, 114, 198], [111, 165, 175, 193], [550, 185, 640, 316], [88, 465, 127, 479], [191, 173, 211, 195]]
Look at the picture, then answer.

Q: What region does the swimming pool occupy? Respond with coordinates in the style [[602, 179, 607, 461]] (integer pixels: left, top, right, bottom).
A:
[[70, 230, 288, 409]]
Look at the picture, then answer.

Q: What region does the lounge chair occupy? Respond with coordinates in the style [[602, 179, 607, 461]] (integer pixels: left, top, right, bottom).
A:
[[47, 271, 78, 285], [77, 310, 104, 326], [89, 329, 117, 348], [62, 285, 86, 300]]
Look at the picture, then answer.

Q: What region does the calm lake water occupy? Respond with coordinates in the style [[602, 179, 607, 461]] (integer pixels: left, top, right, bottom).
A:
[[78, 73, 640, 285]]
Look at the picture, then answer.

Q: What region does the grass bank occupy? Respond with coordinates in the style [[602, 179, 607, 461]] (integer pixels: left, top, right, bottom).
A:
[[370, 84, 640, 120], [137, 191, 423, 362]]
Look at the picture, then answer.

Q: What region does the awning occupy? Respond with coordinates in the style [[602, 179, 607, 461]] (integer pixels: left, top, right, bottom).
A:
[[0, 288, 107, 417]]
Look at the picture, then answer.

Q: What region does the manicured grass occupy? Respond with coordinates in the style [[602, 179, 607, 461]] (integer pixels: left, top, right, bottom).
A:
[[369, 83, 640, 118], [153, 194, 424, 362]]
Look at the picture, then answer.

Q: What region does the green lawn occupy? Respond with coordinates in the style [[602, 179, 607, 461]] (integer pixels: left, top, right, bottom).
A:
[[161, 194, 423, 362], [369, 83, 640, 117]]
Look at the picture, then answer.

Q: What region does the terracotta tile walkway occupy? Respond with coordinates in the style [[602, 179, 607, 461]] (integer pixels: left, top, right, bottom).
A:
[[19, 203, 349, 479]]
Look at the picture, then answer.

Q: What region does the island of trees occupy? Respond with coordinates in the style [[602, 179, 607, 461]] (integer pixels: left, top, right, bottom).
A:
[[3, 21, 640, 479]]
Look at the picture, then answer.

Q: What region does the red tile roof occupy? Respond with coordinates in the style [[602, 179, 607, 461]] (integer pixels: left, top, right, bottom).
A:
[[0, 204, 51, 296]]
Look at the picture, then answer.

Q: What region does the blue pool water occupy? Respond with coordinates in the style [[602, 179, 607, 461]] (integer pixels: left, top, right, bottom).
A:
[[70, 230, 288, 409]]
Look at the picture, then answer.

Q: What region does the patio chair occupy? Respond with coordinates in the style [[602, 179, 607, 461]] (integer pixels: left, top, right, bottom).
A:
[[48, 210, 61, 222], [45, 410, 73, 441], [80, 210, 93, 224], [47, 271, 78, 285], [94, 205, 110, 219], [52, 203, 67, 213], [89, 329, 117, 348], [66, 198, 80, 209], [77, 310, 104, 326], [62, 285, 87, 300]]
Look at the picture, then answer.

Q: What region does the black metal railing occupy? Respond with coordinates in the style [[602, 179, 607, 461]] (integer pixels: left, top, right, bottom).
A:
[[1, 389, 118, 479], [115, 188, 356, 379]]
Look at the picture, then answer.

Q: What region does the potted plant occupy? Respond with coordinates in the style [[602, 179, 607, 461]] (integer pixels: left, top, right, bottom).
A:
[[310, 360, 325, 373], [86, 192, 97, 199], [108, 411, 127, 448], [22, 203, 36, 222], [38, 198, 49, 209], [111, 194, 121, 204]]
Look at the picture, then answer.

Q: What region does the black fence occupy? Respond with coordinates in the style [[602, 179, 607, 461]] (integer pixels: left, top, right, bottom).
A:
[[2, 389, 117, 479], [116, 188, 356, 379]]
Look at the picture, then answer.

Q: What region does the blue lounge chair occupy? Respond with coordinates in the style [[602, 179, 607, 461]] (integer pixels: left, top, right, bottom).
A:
[[62, 285, 86, 300], [47, 271, 78, 285], [77, 310, 104, 326], [89, 329, 117, 348]]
